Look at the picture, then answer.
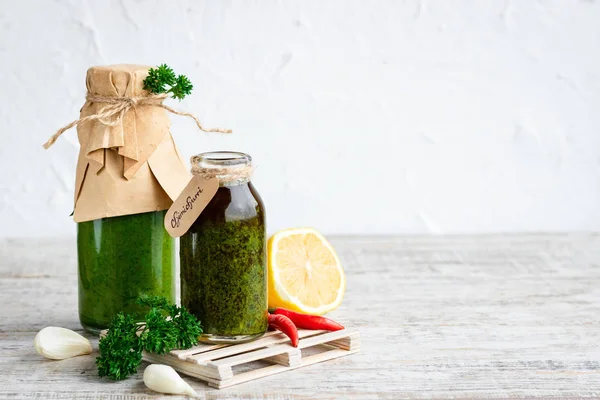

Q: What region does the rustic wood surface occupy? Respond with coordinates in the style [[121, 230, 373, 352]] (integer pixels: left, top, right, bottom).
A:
[[1, 234, 599, 399]]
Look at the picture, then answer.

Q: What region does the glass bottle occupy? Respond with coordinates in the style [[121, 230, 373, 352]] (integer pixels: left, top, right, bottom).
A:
[[77, 211, 175, 334], [180, 151, 268, 343]]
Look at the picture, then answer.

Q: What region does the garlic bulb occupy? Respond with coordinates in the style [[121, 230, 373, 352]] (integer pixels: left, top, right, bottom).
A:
[[143, 364, 198, 397], [34, 327, 93, 360]]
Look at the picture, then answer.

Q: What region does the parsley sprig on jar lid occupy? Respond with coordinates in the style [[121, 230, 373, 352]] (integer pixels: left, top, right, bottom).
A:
[[143, 64, 193, 100]]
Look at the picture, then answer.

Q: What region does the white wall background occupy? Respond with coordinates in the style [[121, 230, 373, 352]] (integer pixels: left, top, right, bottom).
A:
[[1, 0, 599, 237]]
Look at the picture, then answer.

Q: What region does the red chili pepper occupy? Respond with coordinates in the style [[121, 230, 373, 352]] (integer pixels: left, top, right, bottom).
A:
[[271, 308, 345, 331], [268, 314, 299, 347]]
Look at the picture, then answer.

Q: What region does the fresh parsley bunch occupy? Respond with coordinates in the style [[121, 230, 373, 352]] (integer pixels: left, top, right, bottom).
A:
[[96, 313, 142, 380], [96, 295, 202, 380], [143, 64, 193, 100]]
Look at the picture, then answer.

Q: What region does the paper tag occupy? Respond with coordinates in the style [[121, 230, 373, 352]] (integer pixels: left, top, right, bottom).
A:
[[164, 175, 219, 237]]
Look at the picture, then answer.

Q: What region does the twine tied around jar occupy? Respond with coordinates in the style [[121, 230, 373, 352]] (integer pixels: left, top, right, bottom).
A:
[[191, 163, 254, 182], [42, 93, 232, 149]]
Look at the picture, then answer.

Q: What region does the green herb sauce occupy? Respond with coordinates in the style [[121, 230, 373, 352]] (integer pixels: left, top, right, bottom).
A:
[[77, 211, 175, 333], [180, 182, 267, 340]]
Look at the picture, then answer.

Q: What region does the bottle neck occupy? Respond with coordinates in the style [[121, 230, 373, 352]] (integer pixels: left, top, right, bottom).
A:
[[191, 151, 253, 186]]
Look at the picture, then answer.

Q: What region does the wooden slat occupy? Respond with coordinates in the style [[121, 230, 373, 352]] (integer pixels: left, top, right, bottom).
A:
[[264, 351, 302, 367], [297, 329, 359, 349], [171, 330, 286, 359], [326, 333, 361, 351], [170, 342, 227, 359], [143, 352, 233, 381], [210, 348, 361, 389], [187, 329, 324, 363], [210, 345, 301, 367]]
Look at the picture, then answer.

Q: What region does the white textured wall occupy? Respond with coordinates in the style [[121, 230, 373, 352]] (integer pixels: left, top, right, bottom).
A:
[[1, 0, 599, 237]]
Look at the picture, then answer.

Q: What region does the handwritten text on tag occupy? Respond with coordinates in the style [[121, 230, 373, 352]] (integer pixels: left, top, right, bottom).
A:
[[164, 175, 219, 237]]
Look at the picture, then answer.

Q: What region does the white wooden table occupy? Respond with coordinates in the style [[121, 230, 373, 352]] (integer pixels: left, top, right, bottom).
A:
[[1, 234, 599, 399]]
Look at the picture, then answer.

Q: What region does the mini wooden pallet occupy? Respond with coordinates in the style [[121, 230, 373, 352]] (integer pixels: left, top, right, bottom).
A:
[[142, 329, 360, 389]]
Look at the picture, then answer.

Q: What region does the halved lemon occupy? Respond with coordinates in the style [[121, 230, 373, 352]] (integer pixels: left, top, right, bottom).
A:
[[267, 228, 345, 315]]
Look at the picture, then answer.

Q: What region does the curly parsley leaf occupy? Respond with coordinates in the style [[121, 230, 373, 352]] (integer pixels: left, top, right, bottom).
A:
[[139, 307, 178, 355], [143, 64, 193, 100], [170, 74, 193, 100], [96, 312, 143, 381], [167, 304, 203, 349], [137, 294, 202, 352]]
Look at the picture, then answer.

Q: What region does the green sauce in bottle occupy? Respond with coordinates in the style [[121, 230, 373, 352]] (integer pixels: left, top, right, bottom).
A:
[[77, 211, 175, 333], [180, 152, 267, 344]]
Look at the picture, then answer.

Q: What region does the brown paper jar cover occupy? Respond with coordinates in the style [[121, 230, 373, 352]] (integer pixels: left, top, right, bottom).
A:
[[73, 64, 191, 222]]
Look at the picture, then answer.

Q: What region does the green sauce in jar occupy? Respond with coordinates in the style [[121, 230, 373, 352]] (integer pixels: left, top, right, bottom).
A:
[[180, 152, 267, 343], [77, 210, 175, 333]]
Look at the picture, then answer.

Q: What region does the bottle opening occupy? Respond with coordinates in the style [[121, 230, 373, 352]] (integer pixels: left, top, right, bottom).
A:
[[191, 151, 253, 185], [191, 151, 251, 168]]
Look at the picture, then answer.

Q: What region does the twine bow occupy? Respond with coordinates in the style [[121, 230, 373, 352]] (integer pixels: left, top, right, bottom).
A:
[[43, 93, 232, 149]]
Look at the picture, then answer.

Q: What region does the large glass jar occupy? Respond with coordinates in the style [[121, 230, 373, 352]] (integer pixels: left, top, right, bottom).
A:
[[77, 211, 175, 333], [180, 151, 268, 344]]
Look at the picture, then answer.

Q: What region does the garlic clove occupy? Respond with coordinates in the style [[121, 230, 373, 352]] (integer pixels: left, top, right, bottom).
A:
[[34, 327, 93, 360], [143, 364, 198, 397]]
